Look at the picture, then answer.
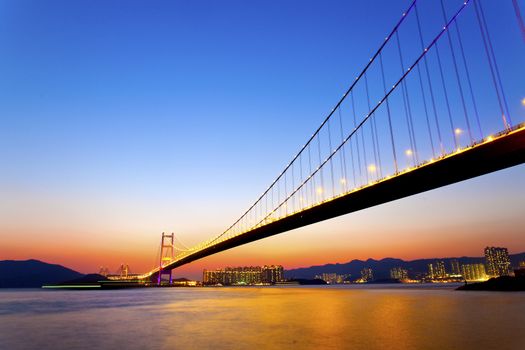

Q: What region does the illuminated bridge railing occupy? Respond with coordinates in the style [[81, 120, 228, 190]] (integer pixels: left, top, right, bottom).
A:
[[153, 0, 524, 270]]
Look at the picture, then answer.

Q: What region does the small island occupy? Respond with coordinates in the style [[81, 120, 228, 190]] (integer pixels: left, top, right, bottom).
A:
[[456, 276, 525, 291]]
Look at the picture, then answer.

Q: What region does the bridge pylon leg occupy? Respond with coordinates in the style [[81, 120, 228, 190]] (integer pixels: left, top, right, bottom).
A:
[[158, 232, 175, 286]]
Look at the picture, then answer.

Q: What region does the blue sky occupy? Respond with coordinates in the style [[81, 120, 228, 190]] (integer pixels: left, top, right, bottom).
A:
[[1, 0, 524, 277]]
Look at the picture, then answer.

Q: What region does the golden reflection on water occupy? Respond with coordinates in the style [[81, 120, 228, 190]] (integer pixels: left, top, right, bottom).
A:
[[160, 287, 525, 350], [1, 286, 525, 349]]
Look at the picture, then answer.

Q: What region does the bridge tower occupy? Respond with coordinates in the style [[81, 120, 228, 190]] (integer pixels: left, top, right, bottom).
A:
[[119, 264, 129, 279], [158, 232, 174, 285], [99, 266, 109, 277]]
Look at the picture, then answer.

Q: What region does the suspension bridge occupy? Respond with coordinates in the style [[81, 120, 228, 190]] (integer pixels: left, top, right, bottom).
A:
[[111, 0, 525, 283]]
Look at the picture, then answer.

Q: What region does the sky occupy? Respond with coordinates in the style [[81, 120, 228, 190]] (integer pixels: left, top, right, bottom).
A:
[[1, 0, 524, 280]]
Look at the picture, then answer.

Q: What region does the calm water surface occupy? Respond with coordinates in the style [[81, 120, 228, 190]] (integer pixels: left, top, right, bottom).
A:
[[1, 285, 524, 349]]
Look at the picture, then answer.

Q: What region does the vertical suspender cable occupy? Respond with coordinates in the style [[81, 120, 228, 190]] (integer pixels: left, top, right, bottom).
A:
[[299, 153, 303, 209], [308, 144, 314, 205], [317, 135, 324, 201], [379, 52, 398, 173], [291, 161, 295, 213], [477, 0, 512, 128], [338, 107, 350, 191], [440, 0, 474, 144], [435, 42, 457, 149], [351, 91, 365, 184], [453, 20, 483, 139], [365, 73, 382, 178], [284, 171, 287, 216], [327, 118, 335, 197], [414, 4, 435, 158], [512, 0, 525, 43], [473, 0, 509, 130], [416, 4, 444, 156], [396, 31, 418, 165]]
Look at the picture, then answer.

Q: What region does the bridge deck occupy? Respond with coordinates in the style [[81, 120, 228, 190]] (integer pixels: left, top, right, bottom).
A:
[[150, 125, 525, 279]]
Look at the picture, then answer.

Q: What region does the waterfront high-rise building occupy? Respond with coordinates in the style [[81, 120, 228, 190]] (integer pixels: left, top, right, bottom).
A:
[[314, 273, 351, 284], [450, 259, 461, 276], [435, 260, 446, 278], [390, 267, 408, 280], [203, 265, 283, 285], [462, 263, 487, 281], [427, 263, 435, 279], [361, 267, 374, 282], [484, 247, 511, 277], [262, 265, 284, 283], [317, 273, 337, 284], [428, 261, 446, 279]]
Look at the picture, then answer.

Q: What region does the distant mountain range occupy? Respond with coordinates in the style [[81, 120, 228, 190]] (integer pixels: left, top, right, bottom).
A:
[[4, 253, 525, 287], [0, 259, 84, 288], [284, 253, 525, 280]]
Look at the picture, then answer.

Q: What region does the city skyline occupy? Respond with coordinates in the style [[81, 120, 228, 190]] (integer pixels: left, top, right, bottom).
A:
[[1, 0, 524, 281]]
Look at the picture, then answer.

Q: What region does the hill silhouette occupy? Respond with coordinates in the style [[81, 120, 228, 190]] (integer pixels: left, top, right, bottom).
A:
[[0, 259, 84, 288], [284, 253, 525, 280]]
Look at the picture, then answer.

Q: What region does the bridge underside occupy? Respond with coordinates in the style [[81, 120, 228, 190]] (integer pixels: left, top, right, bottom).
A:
[[151, 126, 525, 281]]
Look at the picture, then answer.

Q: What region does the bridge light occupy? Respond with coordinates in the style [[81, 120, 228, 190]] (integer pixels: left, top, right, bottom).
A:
[[340, 178, 346, 184], [454, 128, 462, 135], [316, 187, 323, 195], [486, 135, 494, 142], [405, 149, 413, 156], [368, 164, 377, 173], [521, 97, 525, 106]]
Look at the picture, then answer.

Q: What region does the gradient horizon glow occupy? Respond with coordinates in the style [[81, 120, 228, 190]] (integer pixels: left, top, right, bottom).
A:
[[1, 0, 524, 280]]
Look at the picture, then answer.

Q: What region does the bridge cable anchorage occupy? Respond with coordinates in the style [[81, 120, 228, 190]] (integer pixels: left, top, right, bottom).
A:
[[474, 0, 512, 130], [440, 0, 474, 145], [415, 2, 444, 156]]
